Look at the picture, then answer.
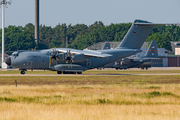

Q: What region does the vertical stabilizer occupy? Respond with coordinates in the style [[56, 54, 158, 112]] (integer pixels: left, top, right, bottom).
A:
[[144, 40, 158, 58], [102, 41, 111, 49], [117, 20, 155, 49]]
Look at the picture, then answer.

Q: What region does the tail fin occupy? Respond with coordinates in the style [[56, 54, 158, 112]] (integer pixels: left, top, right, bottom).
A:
[[102, 41, 111, 49], [144, 40, 158, 58], [117, 20, 165, 49]]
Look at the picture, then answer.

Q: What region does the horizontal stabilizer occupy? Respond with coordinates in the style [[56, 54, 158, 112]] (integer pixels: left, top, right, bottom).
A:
[[134, 23, 172, 26]]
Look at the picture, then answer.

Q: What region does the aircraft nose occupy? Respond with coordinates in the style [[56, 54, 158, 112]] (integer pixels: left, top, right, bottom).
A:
[[5, 57, 11, 66]]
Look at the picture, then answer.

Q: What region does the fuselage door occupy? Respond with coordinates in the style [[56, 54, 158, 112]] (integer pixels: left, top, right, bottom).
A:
[[86, 59, 91, 68], [27, 61, 32, 68]]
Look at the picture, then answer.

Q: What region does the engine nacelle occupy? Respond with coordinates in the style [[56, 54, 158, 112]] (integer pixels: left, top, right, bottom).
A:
[[57, 53, 67, 61]]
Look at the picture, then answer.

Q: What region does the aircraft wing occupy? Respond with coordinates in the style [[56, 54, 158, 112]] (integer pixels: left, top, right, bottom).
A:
[[56, 48, 112, 58]]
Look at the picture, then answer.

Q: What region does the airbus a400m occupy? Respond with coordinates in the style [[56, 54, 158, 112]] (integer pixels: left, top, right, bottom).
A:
[[5, 20, 166, 74]]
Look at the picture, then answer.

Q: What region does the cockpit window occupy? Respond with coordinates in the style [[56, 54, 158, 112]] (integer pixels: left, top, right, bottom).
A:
[[11, 52, 19, 57]]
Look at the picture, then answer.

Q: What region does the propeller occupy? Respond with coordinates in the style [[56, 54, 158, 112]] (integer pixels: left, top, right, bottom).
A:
[[51, 48, 58, 65], [51, 48, 74, 68], [65, 49, 73, 68]]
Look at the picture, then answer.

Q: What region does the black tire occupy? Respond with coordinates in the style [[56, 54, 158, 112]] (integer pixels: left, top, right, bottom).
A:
[[63, 71, 76, 74], [57, 71, 62, 74], [115, 68, 118, 70], [21, 71, 25, 74], [77, 72, 82, 74]]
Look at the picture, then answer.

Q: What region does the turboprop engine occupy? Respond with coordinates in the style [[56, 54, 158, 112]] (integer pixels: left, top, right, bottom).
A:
[[56, 53, 67, 61], [56, 53, 88, 63]]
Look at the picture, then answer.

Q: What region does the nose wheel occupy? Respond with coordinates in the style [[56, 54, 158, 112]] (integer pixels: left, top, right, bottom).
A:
[[21, 71, 25, 74], [20, 69, 26, 74]]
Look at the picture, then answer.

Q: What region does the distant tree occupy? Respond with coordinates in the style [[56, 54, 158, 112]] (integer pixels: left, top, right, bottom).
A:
[[146, 33, 172, 52], [0, 25, 35, 51], [39, 25, 53, 48]]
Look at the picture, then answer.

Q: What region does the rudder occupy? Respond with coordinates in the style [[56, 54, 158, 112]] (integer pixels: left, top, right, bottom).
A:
[[117, 20, 155, 49], [102, 41, 111, 49], [144, 40, 158, 58]]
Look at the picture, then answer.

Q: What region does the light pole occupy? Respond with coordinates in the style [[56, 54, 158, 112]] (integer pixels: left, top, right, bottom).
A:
[[0, 0, 11, 68], [35, 0, 39, 45]]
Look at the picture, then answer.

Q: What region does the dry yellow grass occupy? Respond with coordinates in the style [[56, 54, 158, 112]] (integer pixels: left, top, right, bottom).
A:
[[0, 84, 180, 120], [1, 103, 180, 120]]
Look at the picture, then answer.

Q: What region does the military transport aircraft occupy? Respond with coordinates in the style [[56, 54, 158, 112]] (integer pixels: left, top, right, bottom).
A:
[[5, 20, 166, 74], [104, 40, 159, 70]]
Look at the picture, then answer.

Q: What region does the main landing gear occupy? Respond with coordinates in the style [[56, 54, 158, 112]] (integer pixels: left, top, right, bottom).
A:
[[57, 71, 82, 74], [141, 67, 148, 70], [77, 72, 82, 74], [57, 71, 62, 74]]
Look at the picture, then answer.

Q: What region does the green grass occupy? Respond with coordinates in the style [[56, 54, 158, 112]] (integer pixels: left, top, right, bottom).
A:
[[131, 91, 179, 98], [1, 90, 179, 105], [1, 69, 180, 74], [145, 86, 161, 89], [0, 75, 180, 85]]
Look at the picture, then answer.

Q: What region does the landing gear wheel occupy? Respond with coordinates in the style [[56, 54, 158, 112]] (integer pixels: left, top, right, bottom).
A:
[[21, 71, 25, 74], [63, 71, 76, 74], [57, 71, 62, 74], [141, 67, 144, 70], [77, 72, 82, 74], [146, 67, 148, 70], [115, 68, 118, 70]]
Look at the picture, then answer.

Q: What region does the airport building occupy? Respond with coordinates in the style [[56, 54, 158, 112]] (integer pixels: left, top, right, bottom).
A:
[[168, 41, 180, 67]]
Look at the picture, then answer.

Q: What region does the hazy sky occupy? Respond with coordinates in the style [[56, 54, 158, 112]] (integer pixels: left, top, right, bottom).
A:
[[1, 0, 180, 27]]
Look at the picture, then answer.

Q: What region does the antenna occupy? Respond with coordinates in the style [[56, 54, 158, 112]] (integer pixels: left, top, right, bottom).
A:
[[0, 0, 12, 68]]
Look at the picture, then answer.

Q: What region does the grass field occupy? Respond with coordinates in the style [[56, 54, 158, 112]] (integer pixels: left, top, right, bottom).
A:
[[1, 69, 180, 74], [0, 70, 180, 120]]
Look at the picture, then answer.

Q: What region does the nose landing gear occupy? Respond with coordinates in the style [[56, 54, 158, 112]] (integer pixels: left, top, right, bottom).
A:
[[20, 69, 27, 74]]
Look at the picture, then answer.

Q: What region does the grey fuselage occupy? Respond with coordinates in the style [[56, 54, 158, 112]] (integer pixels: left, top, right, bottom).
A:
[[9, 48, 141, 71]]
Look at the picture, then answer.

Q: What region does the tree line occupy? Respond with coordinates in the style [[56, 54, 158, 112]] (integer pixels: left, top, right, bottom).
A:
[[0, 21, 180, 52]]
